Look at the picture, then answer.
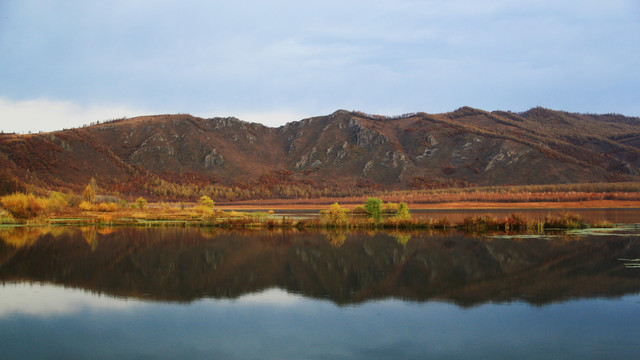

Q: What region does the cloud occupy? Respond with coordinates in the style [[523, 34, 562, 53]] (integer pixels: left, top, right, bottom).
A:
[[0, 97, 314, 132], [0, 98, 150, 133], [230, 110, 310, 127], [232, 288, 307, 306], [0, 283, 310, 318], [1, 0, 639, 133], [0, 283, 140, 318]]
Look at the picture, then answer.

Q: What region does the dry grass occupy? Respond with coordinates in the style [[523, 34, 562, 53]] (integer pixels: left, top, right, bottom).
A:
[[215, 182, 640, 209], [214, 199, 640, 211]]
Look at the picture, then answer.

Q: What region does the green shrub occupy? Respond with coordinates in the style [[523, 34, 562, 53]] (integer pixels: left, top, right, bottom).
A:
[[396, 202, 410, 220], [365, 198, 383, 220]]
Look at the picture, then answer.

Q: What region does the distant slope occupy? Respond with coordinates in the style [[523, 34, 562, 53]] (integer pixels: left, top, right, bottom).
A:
[[1, 107, 639, 197]]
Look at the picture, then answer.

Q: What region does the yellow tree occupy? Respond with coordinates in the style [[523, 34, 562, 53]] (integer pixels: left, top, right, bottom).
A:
[[82, 184, 96, 204], [326, 203, 348, 226], [198, 195, 215, 208]]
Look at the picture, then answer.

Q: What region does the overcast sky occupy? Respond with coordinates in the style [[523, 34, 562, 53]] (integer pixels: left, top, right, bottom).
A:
[[1, 0, 639, 133]]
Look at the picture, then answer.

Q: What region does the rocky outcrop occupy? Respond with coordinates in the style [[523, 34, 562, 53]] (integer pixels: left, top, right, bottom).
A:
[[204, 149, 224, 168], [349, 118, 389, 148], [295, 147, 318, 169]]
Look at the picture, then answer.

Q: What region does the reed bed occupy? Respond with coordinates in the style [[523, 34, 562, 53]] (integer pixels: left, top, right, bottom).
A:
[[26, 211, 611, 232]]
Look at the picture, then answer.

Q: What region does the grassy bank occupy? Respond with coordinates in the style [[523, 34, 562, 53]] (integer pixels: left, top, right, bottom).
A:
[[0, 193, 630, 232], [0, 208, 616, 232]]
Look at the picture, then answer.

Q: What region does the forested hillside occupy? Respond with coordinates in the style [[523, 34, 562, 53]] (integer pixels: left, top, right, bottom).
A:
[[1, 107, 638, 200]]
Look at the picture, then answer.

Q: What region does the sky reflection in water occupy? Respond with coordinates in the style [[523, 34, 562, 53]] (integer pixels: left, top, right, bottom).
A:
[[1, 283, 639, 360], [1, 225, 639, 359]]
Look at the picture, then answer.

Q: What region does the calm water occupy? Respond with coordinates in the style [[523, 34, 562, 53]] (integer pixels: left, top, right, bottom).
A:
[[1, 224, 639, 359], [274, 207, 640, 223]]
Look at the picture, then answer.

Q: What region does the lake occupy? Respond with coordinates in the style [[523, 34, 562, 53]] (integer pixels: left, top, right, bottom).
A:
[[1, 223, 639, 359], [270, 207, 640, 223]]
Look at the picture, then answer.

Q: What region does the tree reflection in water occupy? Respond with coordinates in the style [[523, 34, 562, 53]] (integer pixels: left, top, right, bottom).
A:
[[0, 226, 639, 306]]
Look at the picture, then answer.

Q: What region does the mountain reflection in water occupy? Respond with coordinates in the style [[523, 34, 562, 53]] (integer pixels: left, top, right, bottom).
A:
[[1, 227, 638, 306]]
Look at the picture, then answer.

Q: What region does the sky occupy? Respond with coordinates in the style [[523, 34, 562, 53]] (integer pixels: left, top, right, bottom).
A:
[[1, 0, 639, 133]]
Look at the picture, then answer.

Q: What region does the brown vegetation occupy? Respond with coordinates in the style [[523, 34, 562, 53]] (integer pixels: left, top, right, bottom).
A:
[[0, 191, 624, 233], [0, 108, 639, 200]]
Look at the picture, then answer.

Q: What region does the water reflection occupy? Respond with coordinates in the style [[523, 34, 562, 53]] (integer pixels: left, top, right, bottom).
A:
[[1, 282, 638, 360], [277, 208, 640, 223], [1, 226, 638, 306], [410, 208, 640, 223]]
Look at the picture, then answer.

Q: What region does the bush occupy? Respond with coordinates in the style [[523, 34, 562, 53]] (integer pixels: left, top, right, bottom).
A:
[[79, 201, 94, 211], [365, 198, 383, 220], [135, 197, 148, 209], [97, 202, 118, 212], [65, 192, 82, 207], [194, 205, 213, 214], [324, 203, 349, 226], [396, 202, 410, 220], [383, 201, 399, 214], [0, 193, 49, 219], [47, 192, 69, 212]]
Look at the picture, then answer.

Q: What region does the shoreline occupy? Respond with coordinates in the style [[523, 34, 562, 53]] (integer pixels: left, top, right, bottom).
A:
[[213, 200, 640, 211], [1, 199, 637, 231]]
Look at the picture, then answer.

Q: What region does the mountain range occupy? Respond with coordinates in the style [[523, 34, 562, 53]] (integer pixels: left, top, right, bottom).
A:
[[1, 107, 639, 197]]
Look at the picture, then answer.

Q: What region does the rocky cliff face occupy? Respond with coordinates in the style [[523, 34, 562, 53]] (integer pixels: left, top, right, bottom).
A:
[[0, 107, 639, 194]]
